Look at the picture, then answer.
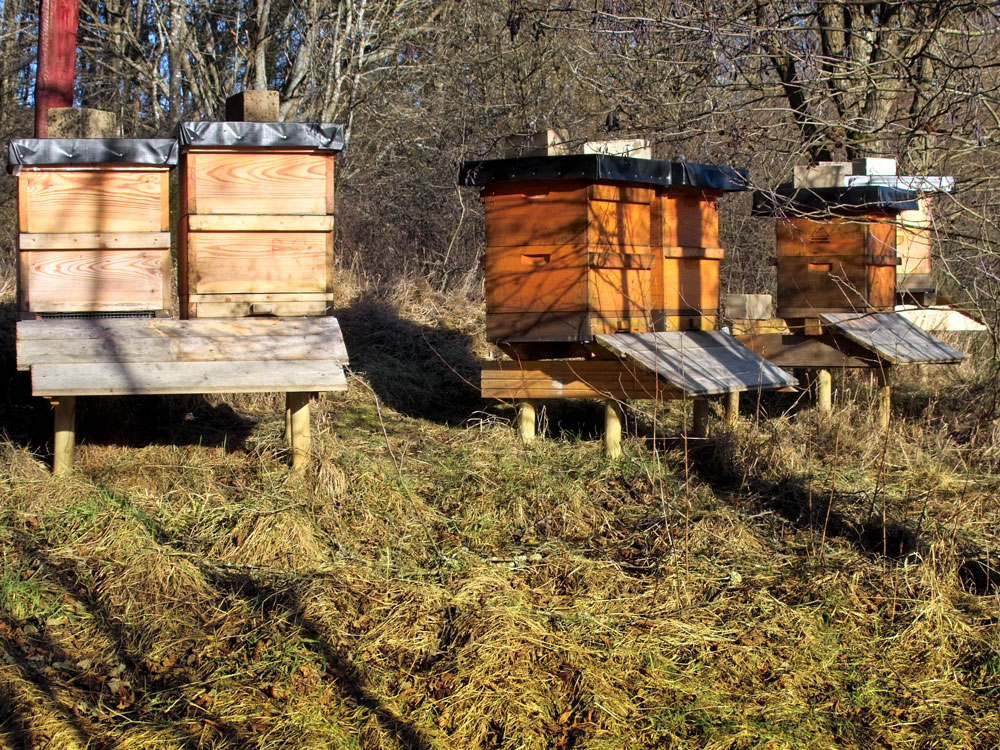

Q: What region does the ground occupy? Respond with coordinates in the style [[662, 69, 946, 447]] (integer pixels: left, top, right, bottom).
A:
[[0, 284, 997, 749]]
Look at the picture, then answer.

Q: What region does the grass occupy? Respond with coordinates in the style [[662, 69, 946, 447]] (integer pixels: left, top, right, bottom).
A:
[[0, 281, 998, 748]]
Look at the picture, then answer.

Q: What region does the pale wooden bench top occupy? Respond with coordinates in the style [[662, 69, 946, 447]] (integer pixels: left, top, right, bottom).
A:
[[16, 317, 349, 397]]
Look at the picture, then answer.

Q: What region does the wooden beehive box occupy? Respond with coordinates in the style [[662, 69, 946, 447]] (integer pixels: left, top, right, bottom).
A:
[[654, 188, 726, 331], [9, 138, 177, 318], [754, 185, 919, 319], [896, 197, 933, 294], [177, 122, 345, 318], [460, 156, 746, 343]]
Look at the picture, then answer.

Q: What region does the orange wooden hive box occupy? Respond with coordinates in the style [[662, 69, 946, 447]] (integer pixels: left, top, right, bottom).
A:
[[752, 185, 920, 319], [8, 138, 177, 318], [459, 156, 748, 344], [177, 122, 345, 318]]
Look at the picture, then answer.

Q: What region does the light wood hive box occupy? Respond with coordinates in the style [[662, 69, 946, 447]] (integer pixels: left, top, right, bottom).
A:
[[11, 139, 176, 317], [895, 198, 933, 293], [653, 188, 725, 332], [775, 214, 899, 318], [463, 156, 747, 344], [177, 122, 345, 318]]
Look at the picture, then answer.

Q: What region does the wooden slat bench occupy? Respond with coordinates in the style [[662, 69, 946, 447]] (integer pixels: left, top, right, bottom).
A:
[[16, 317, 349, 473]]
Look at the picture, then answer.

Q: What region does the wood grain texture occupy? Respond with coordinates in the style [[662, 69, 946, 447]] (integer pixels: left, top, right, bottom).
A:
[[896, 200, 933, 279], [183, 150, 333, 215], [655, 191, 721, 248], [19, 232, 171, 250], [18, 317, 349, 370], [820, 312, 966, 364], [481, 358, 670, 400], [188, 300, 331, 318], [593, 331, 798, 396], [655, 257, 719, 314], [187, 231, 329, 294], [19, 168, 169, 233], [186, 215, 335, 232], [31, 360, 347, 396], [19, 249, 168, 312]]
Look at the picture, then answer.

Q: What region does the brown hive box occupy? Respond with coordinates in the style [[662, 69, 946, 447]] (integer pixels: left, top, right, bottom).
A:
[[177, 122, 345, 318], [9, 138, 177, 317], [753, 185, 919, 319], [460, 156, 747, 343]]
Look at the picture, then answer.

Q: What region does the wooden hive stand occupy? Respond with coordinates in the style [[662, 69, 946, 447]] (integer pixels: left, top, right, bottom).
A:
[[16, 318, 349, 473], [461, 150, 795, 454]]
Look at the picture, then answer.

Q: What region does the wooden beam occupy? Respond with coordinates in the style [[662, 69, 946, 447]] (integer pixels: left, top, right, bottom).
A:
[[692, 398, 710, 438], [481, 359, 673, 401], [185, 215, 335, 232], [517, 400, 536, 443], [19, 232, 170, 250], [52, 396, 75, 474], [604, 400, 624, 458], [817, 369, 832, 416], [31, 360, 348, 396], [286, 391, 311, 470], [876, 368, 891, 430], [724, 390, 739, 426]]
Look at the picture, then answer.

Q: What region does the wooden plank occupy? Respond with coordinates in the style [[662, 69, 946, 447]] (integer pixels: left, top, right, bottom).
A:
[[481, 359, 673, 400], [656, 257, 719, 315], [18, 317, 347, 341], [486, 244, 589, 313], [183, 151, 333, 215], [19, 232, 171, 250], [31, 360, 348, 396], [19, 169, 169, 233], [188, 300, 330, 318], [776, 256, 869, 316], [656, 192, 720, 248], [186, 215, 335, 232], [820, 312, 966, 364], [593, 331, 798, 396], [19, 249, 168, 312], [587, 188, 654, 247], [484, 183, 588, 248], [187, 231, 328, 294], [186, 292, 334, 303]]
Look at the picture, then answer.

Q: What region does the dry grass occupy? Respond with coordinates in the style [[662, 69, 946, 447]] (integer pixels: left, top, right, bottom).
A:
[[1, 282, 998, 749]]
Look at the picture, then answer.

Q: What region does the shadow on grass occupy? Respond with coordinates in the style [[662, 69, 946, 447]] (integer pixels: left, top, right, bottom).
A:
[[336, 292, 480, 425]]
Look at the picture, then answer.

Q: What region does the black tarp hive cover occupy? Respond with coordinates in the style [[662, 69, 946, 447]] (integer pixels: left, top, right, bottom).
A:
[[7, 138, 178, 170], [177, 122, 346, 151], [459, 155, 749, 192], [752, 184, 920, 216]]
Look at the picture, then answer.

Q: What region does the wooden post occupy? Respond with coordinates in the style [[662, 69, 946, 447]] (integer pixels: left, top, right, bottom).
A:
[[286, 392, 311, 470], [692, 398, 710, 438], [517, 399, 536, 443], [52, 396, 76, 475], [816, 369, 832, 416], [876, 368, 891, 431], [284, 400, 293, 445], [604, 400, 624, 458], [724, 390, 740, 426]]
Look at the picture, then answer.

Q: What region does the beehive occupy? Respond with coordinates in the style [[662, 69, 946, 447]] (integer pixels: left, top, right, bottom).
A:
[[177, 122, 345, 318], [9, 138, 176, 317], [754, 186, 919, 319], [895, 197, 933, 295], [460, 156, 746, 343]]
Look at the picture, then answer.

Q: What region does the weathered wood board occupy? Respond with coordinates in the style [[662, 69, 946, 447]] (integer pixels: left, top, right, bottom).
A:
[[17, 317, 349, 396], [481, 359, 672, 400], [593, 331, 798, 396], [819, 312, 966, 364]]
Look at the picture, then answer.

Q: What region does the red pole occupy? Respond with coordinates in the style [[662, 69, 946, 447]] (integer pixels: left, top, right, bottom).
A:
[[34, 0, 79, 138]]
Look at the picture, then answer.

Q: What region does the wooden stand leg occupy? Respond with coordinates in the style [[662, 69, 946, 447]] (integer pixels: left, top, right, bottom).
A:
[[604, 400, 624, 459], [817, 369, 832, 416], [692, 398, 710, 438], [724, 390, 740, 427], [517, 399, 536, 443], [876, 368, 891, 431], [52, 397, 76, 475], [286, 392, 311, 470], [284, 400, 292, 445]]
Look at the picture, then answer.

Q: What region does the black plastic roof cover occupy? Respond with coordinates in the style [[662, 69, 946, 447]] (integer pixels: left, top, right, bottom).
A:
[[7, 138, 178, 170], [459, 155, 749, 192], [178, 122, 346, 151], [752, 184, 920, 216]]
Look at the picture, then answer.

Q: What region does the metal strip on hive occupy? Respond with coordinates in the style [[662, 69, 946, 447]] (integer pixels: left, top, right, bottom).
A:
[[819, 312, 966, 364], [593, 331, 799, 397]]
